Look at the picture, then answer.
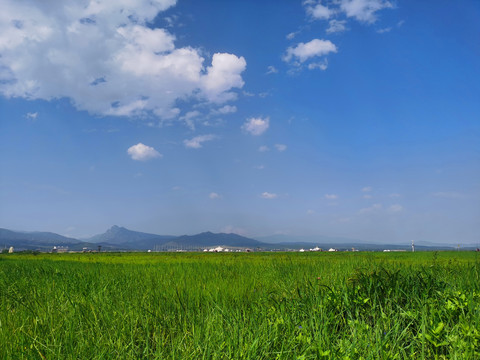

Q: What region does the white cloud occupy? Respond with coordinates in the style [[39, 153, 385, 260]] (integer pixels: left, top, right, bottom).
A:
[[389, 193, 401, 198], [388, 204, 403, 213], [286, 32, 298, 40], [180, 110, 201, 130], [306, 209, 315, 215], [307, 3, 333, 20], [266, 65, 278, 74], [183, 134, 216, 149], [432, 192, 465, 199], [127, 143, 162, 161], [326, 19, 347, 33], [201, 53, 246, 103], [26, 112, 38, 120], [308, 59, 329, 70], [215, 105, 237, 114], [0, 1, 246, 121], [340, 0, 393, 24], [362, 186, 373, 192], [359, 203, 382, 214], [275, 144, 287, 152], [254, 165, 265, 170], [377, 27, 392, 34], [209, 192, 220, 199], [284, 39, 337, 64], [363, 194, 373, 199], [325, 194, 338, 200], [261, 192, 278, 199], [304, 0, 394, 27], [258, 145, 270, 152], [242, 117, 270, 136]]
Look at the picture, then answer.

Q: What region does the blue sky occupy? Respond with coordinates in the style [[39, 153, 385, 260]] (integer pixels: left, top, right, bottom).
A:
[[1, 0, 479, 244]]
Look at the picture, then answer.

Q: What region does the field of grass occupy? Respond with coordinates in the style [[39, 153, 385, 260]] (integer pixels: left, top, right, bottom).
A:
[[1, 251, 479, 359]]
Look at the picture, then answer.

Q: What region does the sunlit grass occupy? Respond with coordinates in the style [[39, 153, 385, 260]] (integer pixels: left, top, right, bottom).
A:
[[1, 251, 479, 359]]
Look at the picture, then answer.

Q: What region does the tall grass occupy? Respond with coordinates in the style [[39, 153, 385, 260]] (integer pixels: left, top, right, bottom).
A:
[[1, 251, 479, 359]]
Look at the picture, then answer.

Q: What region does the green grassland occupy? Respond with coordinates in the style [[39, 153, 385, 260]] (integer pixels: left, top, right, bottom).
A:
[[1, 251, 479, 359]]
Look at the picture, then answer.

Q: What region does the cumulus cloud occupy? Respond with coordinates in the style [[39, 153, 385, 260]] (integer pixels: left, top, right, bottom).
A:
[[201, 53, 246, 103], [183, 134, 216, 149], [0, 0, 246, 121], [242, 117, 270, 136], [284, 39, 337, 64], [127, 143, 162, 161], [261, 192, 278, 199], [275, 144, 287, 152], [325, 194, 338, 200]]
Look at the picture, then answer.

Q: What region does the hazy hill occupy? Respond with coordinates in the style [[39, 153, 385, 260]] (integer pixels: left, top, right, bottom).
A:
[[87, 225, 175, 246], [162, 231, 265, 249], [0, 226, 467, 252], [0, 228, 85, 251]]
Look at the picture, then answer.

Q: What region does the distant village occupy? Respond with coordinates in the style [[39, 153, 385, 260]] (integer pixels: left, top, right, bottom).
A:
[[3, 245, 416, 254]]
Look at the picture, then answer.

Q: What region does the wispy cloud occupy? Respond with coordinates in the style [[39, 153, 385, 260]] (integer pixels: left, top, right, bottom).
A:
[[388, 204, 403, 213], [432, 192, 465, 199], [359, 203, 382, 214], [325, 194, 338, 200], [183, 134, 217, 149], [261, 192, 278, 199], [326, 20, 347, 33], [275, 144, 287, 152], [26, 112, 38, 120], [214, 105, 237, 114], [209, 192, 220, 199], [266, 65, 278, 74]]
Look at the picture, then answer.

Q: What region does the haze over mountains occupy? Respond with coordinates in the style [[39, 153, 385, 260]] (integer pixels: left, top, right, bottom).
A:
[[0, 226, 472, 252]]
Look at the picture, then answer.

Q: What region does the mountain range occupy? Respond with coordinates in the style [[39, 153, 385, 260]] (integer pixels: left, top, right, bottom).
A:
[[0, 226, 472, 252]]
